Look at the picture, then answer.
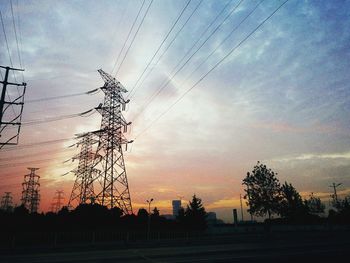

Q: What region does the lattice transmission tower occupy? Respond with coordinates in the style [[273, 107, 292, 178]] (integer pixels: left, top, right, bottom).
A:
[[21, 168, 40, 213], [93, 69, 133, 214], [68, 132, 98, 209], [51, 190, 65, 213], [1, 192, 13, 211]]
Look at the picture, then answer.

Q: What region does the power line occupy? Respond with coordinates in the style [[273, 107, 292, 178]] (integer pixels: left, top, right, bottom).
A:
[[131, 0, 244, 121], [10, 0, 24, 82], [0, 154, 74, 168], [0, 137, 74, 152], [128, 0, 233, 100], [127, 0, 192, 96], [114, 0, 154, 77], [26, 88, 100, 103], [0, 147, 75, 162], [1, 5, 23, 121], [128, 0, 203, 99], [111, 0, 146, 74], [26, 70, 97, 81], [16, 0, 24, 70], [134, 0, 290, 139], [6, 108, 95, 129], [0, 10, 18, 83], [109, 0, 130, 47], [0, 10, 14, 71], [23, 109, 96, 126], [0, 160, 70, 178], [0, 149, 74, 165], [181, 0, 265, 88]]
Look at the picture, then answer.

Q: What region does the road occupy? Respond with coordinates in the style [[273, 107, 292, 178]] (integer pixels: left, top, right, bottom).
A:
[[1, 233, 349, 263]]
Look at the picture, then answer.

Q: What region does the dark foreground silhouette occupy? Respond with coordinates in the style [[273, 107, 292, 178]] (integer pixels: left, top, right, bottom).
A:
[[0, 194, 350, 262]]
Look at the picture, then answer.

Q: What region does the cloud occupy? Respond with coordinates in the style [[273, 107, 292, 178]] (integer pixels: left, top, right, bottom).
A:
[[207, 197, 241, 209], [300, 188, 350, 201], [0, 0, 349, 216], [272, 151, 350, 163]]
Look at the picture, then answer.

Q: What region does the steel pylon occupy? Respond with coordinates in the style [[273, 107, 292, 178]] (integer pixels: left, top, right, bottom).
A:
[[68, 132, 98, 209], [1, 192, 13, 211], [51, 190, 65, 213], [21, 168, 40, 213], [93, 69, 133, 214]]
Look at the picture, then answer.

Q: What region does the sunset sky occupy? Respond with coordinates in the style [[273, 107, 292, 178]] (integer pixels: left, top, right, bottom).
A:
[[0, 0, 349, 222]]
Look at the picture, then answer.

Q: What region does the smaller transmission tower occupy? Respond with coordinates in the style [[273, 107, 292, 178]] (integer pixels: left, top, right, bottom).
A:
[[68, 132, 98, 209], [51, 190, 64, 213], [1, 192, 13, 212], [21, 168, 40, 213], [329, 183, 342, 204]]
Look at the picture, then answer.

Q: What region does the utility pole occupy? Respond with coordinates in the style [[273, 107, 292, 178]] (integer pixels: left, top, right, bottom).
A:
[[1, 192, 13, 212], [239, 194, 244, 222], [146, 198, 153, 240], [68, 132, 98, 209], [52, 190, 64, 213], [329, 182, 342, 204], [21, 168, 40, 213], [92, 69, 133, 214], [246, 185, 253, 221], [0, 66, 26, 148]]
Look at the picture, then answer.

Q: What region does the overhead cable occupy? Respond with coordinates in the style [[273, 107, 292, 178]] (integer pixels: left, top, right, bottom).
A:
[[128, 0, 200, 98], [134, 0, 290, 139], [114, 0, 154, 76], [111, 0, 147, 74], [131, 0, 245, 121], [26, 88, 100, 103], [126, 0, 192, 96], [0, 137, 74, 152]]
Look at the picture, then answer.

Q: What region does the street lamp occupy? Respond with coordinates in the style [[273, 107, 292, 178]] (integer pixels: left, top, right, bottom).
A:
[[146, 198, 154, 214], [146, 198, 153, 240]]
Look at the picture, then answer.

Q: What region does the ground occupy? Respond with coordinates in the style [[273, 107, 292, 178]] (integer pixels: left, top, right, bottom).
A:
[[1, 230, 349, 263]]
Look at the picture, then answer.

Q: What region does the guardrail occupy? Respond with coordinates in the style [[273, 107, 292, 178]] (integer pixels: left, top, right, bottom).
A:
[[1, 224, 350, 250]]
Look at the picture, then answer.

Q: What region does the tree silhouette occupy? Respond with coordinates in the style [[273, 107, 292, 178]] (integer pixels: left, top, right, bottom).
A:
[[243, 161, 282, 219], [184, 194, 207, 230], [58, 206, 69, 216], [152, 207, 160, 217], [13, 204, 29, 216], [110, 207, 123, 218], [332, 196, 350, 223], [339, 196, 350, 211], [279, 182, 306, 219], [137, 208, 148, 224], [304, 193, 325, 215], [176, 207, 185, 223]]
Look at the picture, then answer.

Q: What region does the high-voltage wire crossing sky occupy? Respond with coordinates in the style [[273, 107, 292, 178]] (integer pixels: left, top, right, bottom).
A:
[[0, 0, 349, 221]]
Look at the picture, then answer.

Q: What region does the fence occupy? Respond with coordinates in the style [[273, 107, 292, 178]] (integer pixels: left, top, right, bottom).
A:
[[1, 224, 350, 250]]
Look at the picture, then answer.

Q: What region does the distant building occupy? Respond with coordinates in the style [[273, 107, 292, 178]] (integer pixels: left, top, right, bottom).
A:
[[233, 209, 238, 225], [172, 200, 181, 217], [162, 214, 175, 220], [206, 212, 217, 225]]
